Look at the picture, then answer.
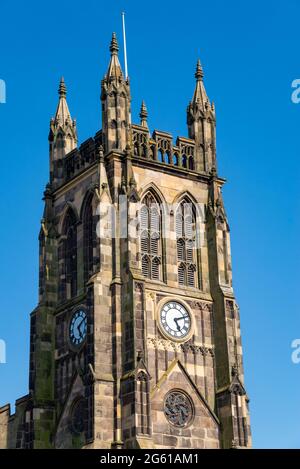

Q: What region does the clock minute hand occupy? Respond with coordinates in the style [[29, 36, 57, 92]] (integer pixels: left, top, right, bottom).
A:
[[77, 319, 85, 338], [175, 314, 189, 323], [174, 317, 182, 331]]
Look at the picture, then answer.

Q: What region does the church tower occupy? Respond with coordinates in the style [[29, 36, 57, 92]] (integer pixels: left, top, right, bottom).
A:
[[0, 33, 251, 449]]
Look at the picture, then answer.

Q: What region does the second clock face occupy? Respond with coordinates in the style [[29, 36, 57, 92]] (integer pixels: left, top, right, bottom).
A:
[[69, 310, 87, 347], [160, 302, 191, 340]]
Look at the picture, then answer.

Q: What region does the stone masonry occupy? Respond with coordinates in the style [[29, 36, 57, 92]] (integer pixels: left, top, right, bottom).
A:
[[0, 33, 251, 449]]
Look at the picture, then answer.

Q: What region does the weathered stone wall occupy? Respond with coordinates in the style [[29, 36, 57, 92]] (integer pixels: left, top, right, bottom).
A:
[[151, 361, 219, 449], [0, 405, 10, 448]]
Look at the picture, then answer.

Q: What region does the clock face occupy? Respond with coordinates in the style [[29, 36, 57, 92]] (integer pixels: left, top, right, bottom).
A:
[[160, 301, 191, 340], [69, 310, 87, 347]]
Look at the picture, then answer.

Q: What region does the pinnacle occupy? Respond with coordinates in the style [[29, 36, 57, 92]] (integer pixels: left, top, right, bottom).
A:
[[110, 32, 119, 55], [140, 100, 148, 120]]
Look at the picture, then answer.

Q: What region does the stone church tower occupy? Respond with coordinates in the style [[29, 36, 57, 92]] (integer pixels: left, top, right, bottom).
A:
[[0, 34, 251, 449]]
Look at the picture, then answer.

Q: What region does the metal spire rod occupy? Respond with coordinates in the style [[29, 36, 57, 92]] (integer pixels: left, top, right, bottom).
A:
[[121, 12, 128, 79]]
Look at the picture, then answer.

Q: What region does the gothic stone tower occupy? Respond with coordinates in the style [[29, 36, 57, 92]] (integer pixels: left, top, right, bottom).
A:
[[0, 33, 251, 449]]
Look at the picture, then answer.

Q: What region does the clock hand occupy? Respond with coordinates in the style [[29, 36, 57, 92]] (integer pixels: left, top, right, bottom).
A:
[[174, 315, 188, 326], [78, 318, 85, 330], [173, 317, 181, 331], [77, 319, 85, 338], [175, 314, 189, 322]]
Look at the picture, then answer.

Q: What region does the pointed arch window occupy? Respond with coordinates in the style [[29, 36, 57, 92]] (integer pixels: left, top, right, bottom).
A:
[[188, 157, 195, 170], [140, 193, 162, 281], [83, 196, 97, 283], [59, 209, 77, 301], [158, 149, 164, 163], [182, 154, 187, 168], [176, 200, 197, 287]]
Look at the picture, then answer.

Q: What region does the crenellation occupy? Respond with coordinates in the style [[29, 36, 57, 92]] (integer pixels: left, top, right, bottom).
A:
[[132, 126, 197, 172]]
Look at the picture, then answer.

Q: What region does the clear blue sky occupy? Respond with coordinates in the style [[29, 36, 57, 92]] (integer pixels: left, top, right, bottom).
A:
[[0, 0, 299, 448]]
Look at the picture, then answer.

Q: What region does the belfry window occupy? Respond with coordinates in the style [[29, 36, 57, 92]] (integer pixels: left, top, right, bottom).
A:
[[83, 199, 95, 283], [176, 200, 197, 287], [140, 193, 162, 281], [59, 209, 77, 300]]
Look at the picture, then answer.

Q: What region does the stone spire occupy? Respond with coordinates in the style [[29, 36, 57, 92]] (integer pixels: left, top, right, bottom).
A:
[[106, 33, 123, 80], [191, 59, 209, 111], [53, 77, 74, 125], [187, 59, 216, 172], [139, 101, 148, 128], [101, 33, 131, 153], [49, 77, 77, 182]]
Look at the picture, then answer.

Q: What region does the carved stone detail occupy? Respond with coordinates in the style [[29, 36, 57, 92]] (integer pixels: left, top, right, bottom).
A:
[[188, 300, 213, 312], [147, 337, 214, 356]]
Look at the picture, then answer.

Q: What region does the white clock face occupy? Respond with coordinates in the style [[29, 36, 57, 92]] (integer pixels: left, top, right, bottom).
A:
[[69, 310, 87, 347], [160, 302, 191, 340]]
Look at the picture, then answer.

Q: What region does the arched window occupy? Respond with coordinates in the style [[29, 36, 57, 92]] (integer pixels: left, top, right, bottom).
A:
[[158, 149, 164, 163], [142, 143, 147, 158], [59, 209, 77, 301], [149, 144, 156, 160], [182, 154, 187, 168], [188, 157, 195, 170], [140, 192, 162, 281], [83, 198, 95, 283], [176, 199, 197, 287]]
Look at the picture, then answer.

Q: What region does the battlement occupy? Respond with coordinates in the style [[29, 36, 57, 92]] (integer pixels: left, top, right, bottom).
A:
[[132, 125, 196, 171], [50, 45, 216, 190], [52, 124, 200, 189], [52, 131, 102, 186]]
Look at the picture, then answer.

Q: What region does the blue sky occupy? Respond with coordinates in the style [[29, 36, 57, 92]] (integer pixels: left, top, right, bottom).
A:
[[0, 0, 300, 448]]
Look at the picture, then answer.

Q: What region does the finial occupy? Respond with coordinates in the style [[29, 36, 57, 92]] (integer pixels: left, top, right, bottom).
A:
[[195, 59, 204, 81], [139, 100, 148, 127], [58, 76, 67, 97], [129, 174, 137, 188], [98, 145, 104, 160], [43, 183, 52, 198], [140, 101, 148, 120], [110, 32, 119, 55], [231, 364, 239, 377], [125, 143, 131, 155], [121, 175, 127, 193]]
